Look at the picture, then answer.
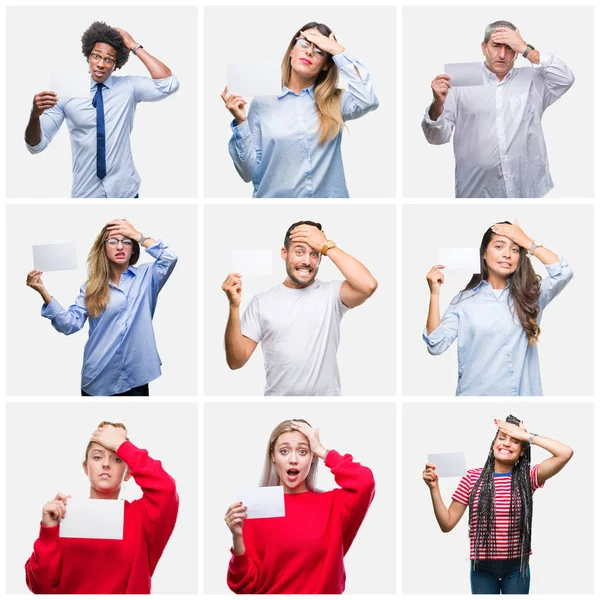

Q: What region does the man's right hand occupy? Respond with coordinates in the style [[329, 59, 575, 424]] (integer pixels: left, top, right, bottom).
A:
[[429, 74, 451, 121], [42, 492, 70, 527], [222, 273, 243, 307], [31, 91, 58, 118]]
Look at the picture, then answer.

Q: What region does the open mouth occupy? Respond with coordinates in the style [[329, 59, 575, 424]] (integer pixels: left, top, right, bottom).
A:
[[296, 267, 312, 274], [498, 449, 512, 456], [286, 468, 300, 480]]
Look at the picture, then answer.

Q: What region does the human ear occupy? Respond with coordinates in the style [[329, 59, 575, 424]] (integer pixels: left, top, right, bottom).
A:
[[281, 247, 288, 262], [124, 468, 132, 482], [481, 42, 487, 57], [82, 461, 89, 476]]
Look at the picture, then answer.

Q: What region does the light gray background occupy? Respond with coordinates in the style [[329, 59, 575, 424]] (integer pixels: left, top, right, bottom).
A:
[[402, 401, 594, 594], [402, 5, 593, 198], [6, 6, 198, 198], [204, 401, 396, 594], [6, 204, 198, 396], [204, 204, 396, 396], [203, 5, 396, 198], [402, 204, 594, 396], [6, 401, 198, 594]]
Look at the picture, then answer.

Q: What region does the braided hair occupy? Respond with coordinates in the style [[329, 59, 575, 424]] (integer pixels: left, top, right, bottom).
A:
[[468, 414, 533, 577]]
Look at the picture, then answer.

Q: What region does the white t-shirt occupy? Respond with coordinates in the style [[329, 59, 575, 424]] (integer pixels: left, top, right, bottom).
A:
[[241, 279, 350, 396]]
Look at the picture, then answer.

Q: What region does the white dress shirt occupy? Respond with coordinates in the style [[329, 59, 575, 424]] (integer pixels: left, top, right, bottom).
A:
[[422, 52, 574, 198]]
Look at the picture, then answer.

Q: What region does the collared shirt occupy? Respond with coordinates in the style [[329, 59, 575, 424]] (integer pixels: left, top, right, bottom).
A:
[[26, 74, 180, 198], [423, 258, 573, 396], [422, 53, 574, 198], [228, 52, 379, 198], [40, 241, 177, 395]]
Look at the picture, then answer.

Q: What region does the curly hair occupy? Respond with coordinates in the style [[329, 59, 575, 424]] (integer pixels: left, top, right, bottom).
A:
[[81, 21, 130, 70]]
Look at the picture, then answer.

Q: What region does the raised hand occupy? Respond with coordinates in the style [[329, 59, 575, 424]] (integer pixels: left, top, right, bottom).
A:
[[490, 27, 527, 54], [221, 86, 247, 124], [290, 420, 327, 459], [494, 418, 529, 442], [222, 273, 243, 307], [113, 27, 137, 51], [431, 74, 451, 106], [490, 220, 532, 249], [31, 91, 58, 117], [422, 463, 439, 489], [106, 218, 140, 241], [91, 423, 127, 453], [426, 264, 445, 295], [289, 224, 327, 252], [42, 492, 71, 527], [224, 501, 247, 538], [299, 29, 345, 56]]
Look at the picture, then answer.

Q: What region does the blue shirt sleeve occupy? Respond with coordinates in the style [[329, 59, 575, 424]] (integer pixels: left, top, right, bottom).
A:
[[145, 239, 178, 294], [41, 284, 88, 335], [539, 257, 573, 310], [228, 99, 262, 183], [335, 52, 379, 122], [25, 103, 66, 154], [422, 295, 460, 355], [132, 75, 180, 103]]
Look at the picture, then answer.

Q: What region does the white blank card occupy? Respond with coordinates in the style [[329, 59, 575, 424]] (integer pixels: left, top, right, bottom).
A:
[[59, 498, 124, 539], [33, 242, 78, 271]]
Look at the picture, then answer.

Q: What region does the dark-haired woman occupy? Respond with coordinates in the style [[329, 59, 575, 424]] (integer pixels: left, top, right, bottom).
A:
[[423, 415, 573, 594], [424, 221, 573, 395], [25, 422, 178, 593], [221, 22, 379, 198], [25, 21, 179, 198]]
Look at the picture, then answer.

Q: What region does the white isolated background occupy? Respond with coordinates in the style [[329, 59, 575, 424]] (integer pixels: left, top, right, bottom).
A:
[[204, 203, 396, 396], [203, 5, 396, 198], [6, 401, 198, 594], [402, 204, 594, 396], [402, 401, 593, 594], [204, 401, 396, 594], [402, 5, 593, 198], [6, 5, 198, 198], [6, 204, 198, 396]]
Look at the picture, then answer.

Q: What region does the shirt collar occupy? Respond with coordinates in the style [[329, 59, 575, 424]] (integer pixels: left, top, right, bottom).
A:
[[473, 278, 511, 293], [108, 264, 137, 288], [90, 74, 114, 91], [278, 83, 315, 99], [481, 61, 516, 83]]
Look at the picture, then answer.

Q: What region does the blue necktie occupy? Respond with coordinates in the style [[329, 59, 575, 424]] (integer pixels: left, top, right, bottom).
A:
[[92, 83, 106, 179]]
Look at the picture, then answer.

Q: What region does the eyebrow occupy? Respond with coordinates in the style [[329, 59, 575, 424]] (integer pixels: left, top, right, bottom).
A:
[[93, 48, 116, 57], [278, 441, 309, 447]]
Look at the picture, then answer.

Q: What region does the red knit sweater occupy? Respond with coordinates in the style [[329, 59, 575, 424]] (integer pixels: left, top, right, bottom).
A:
[[25, 441, 178, 594], [227, 449, 375, 594]]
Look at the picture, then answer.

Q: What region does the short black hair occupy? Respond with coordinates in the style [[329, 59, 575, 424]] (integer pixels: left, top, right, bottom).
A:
[[81, 21, 130, 70], [284, 221, 323, 249]]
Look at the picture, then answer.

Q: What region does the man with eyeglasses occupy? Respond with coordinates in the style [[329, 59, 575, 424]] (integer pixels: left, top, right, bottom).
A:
[[24, 21, 179, 198]]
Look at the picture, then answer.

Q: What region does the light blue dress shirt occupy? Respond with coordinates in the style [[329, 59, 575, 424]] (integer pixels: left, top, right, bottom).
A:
[[423, 258, 573, 396], [41, 241, 177, 396], [228, 52, 379, 198], [26, 74, 179, 198]]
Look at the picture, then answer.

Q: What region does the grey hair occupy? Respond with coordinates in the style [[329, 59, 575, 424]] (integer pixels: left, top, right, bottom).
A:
[[484, 20, 517, 43]]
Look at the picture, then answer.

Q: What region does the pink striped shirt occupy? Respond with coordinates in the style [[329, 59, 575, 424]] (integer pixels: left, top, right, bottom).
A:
[[452, 465, 544, 560]]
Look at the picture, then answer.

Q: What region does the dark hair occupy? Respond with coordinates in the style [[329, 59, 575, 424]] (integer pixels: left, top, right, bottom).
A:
[[458, 222, 541, 345], [284, 221, 323, 249], [84, 421, 128, 462], [81, 21, 130, 70], [469, 414, 532, 578]]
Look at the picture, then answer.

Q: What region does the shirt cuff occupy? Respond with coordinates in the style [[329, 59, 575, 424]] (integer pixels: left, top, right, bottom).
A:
[[324, 448, 342, 468], [144, 239, 165, 258], [422, 103, 446, 126], [332, 51, 354, 68], [41, 297, 63, 319], [422, 326, 445, 346], [38, 523, 60, 540], [228, 548, 250, 574], [537, 50, 553, 68], [544, 256, 567, 275], [25, 137, 44, 154], [230, 118, 251, 140]]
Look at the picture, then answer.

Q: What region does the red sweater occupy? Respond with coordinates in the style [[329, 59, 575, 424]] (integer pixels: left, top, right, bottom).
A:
[[227, 449, 375, 594], [25, 441, 178, 594]]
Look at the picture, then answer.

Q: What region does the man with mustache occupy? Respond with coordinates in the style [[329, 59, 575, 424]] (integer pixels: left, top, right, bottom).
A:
[[25, 21, 179, 198], [221, 221, 378, 396], [421, 20, 574, 198]]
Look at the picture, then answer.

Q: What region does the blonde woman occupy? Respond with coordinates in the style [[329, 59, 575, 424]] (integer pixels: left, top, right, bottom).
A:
[[26, 219, 177, 396], [221, 22, 379, 198], [25, 421, 179, 593], [224, 419, 375, 594]]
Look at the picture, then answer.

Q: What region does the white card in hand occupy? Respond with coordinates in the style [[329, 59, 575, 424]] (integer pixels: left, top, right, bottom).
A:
[[444, 62, 484, 87], [33, 242, 78, 272], [437, 247, 480, 274], [231, 249, 272, 276], [235, 486, 285, 519], [227, 63, 281, 97], [427, 452, 467, 478], [59, 498, 125, 539], [50, 72, 91, 99]]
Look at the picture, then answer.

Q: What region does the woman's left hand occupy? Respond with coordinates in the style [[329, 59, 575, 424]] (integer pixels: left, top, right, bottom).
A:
[[91, 423, 128, 453], [290, 420, 327, 459], [494, 419, 529, 442], [106, 218, 141, 242], [490, 220, 532, 250], [300, 30, 345, 56]]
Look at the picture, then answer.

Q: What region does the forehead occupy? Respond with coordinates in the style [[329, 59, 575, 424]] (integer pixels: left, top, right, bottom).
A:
[[496, 432, 521, 444], [302, 27, 321, 36], [289, 241, 314, 252], [489, 234, 518, 246], [275, 431, 309, 446], [92, 42, 117, 57], [89, 442, 107, 453]]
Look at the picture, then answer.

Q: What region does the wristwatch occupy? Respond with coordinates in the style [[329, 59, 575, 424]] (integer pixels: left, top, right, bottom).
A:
[[132, 43, 144, 56], [139, 233, 148, 245], [528, 432, 537, 445], [321, 240, 336, 256], [528, 240, 542, 256], [523, 43, 535, 59]]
